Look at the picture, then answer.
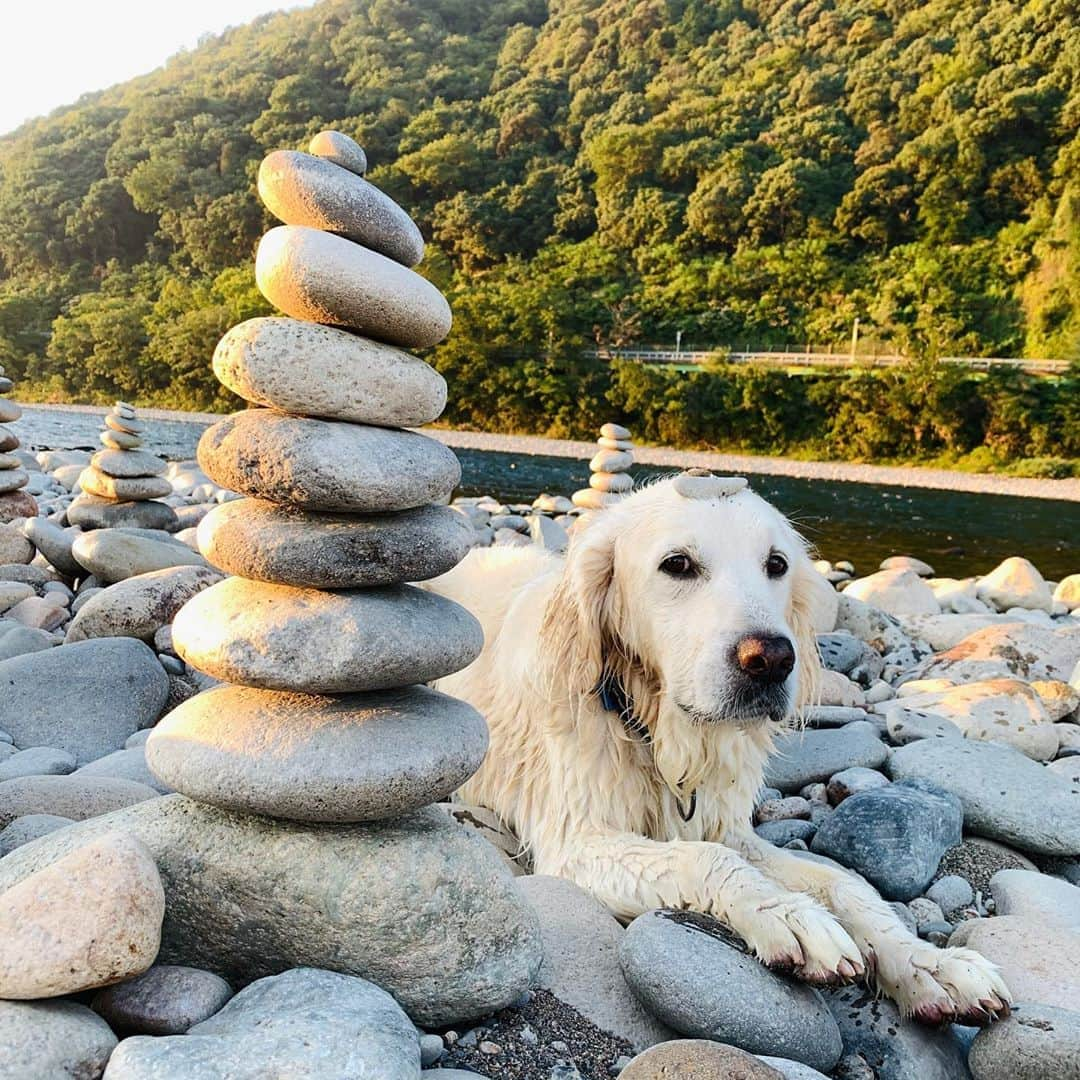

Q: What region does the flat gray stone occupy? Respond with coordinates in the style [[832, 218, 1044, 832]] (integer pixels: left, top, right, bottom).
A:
[[22, 517, 82, 577], [80, 465, 172, 501], [0, 623, 57, 660], [91, 447, 167, 478], [77, 748, 173, 794], [0, 746, 77, 781], [0, 813, 74, 855], [67, 494, 178, 532], [0, 637, 169, 763], [888, 739, 1080, 855], [619, 910, 842, 1074], [255, 224, 451, 348], [92, 964, 233, 1035], [764, 722, 889, 791], [0, 999, 117, 1080], [214, 316, 445, 426], [104, 967, 420, 1079], [66, 565, 223, 643], [198, 409, 460, 513], [146, 684, 487, 821], [0, 774, 159, 828], [0, 796, 542, 1026], [516, 875, 674, 1052], [951, 916, 1080, 1011], [0, 524, 31, 565], [968, 1001, 1080, 1080], [259, 149, 424, 266], [172, 578, 482, 693], [72, 529, 206, 583], [823, 985, 971, 1080], [308, 129, 367, 175], [990, 868, 1080, 929], [197, 497, 472, 588], [811, 782, 962, 900]]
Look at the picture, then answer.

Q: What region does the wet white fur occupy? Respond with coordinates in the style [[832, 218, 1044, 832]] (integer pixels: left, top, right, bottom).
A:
[[429, 478, 1010, 1022]]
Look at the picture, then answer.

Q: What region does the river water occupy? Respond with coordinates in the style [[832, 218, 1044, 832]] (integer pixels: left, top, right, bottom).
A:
[[10, 407, 1078, 580]]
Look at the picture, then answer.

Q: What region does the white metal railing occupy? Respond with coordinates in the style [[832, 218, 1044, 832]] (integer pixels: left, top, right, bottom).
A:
[[590, 348, 1070, 375]]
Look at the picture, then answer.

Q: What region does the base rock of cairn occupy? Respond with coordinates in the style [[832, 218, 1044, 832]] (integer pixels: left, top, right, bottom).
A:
[[0, 368, 38, 523], [572, 422, 635, 510], [0, 129, 542, 1023], [69, 404, 178, 532]]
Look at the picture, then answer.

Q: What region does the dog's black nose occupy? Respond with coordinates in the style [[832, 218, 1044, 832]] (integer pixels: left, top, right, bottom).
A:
[[735, 635, 795, 684]]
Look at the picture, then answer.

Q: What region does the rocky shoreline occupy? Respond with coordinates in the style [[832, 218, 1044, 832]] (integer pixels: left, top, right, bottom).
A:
[[0, 428, 1077, 1077], [11, 402, 1080, 502]]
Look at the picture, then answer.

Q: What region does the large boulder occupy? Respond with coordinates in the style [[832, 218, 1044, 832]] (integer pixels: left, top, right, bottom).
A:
[[0, 637, 169, 762], [0, 796, 542, 1027], [912, 623, 1080, 684], [976, 556, 1054, 613]]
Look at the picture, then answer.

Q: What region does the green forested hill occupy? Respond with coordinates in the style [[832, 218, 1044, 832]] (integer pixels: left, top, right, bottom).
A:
[[1, 0, 1078, 468]]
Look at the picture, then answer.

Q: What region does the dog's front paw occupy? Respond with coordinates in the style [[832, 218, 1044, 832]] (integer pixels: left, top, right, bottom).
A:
[[875, 940, 1011, 1025], [728, 891, 864, 986]]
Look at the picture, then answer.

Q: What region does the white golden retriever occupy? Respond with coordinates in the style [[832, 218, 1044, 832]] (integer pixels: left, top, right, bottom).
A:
[[429, 474, 1010, 1024]]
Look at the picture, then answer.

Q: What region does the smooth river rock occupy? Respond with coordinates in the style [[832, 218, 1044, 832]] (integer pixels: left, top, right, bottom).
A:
[[0, 637, 169, 763], [256, 224, 451, 348], [214, 316, 446, 427], [72, 530, 207, 583], [92, 964, 234, 1036], [764, 721, 889, 791], [197, 409, 461, 513], [147, 684, 488, 821], [888, 738, 1080, 855], [619, 910, 842, 1073], [79, 465, 172, 501], [104, 968, 420, 1080], [197, 497, 472, 588], [810, 782, 962, 900], [68, 493, 179, 532], [258, 149, 424, 266], [0, 796, 543, 1026], [66, 565, 223, 643], [308, 129, 367, 175], [173, 578, 482, 693], [0, 774, 159, 828], [91, 447, 167, 478], [0, 1000, 117, 1080], [968, 1001, 1080, 1080], [0, 832, 164, 999]]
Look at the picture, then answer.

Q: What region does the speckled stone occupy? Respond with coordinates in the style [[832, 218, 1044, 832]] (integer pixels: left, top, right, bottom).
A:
[[258, 150, 424, 267], [79, 465, 173, 501], [197, 410, 460, 513], [172, 577, 483, 693], [91, 448, 167, 478], [146, 684, 488, 822], [308, 129, 367, 175], [213, 317, 446, 427], [0, 490, 37, 523], [255, 225, 451, 348], [92, 964, 233, 1036], [197, 498, 473, 588], [621, 1040, 784, 1079]]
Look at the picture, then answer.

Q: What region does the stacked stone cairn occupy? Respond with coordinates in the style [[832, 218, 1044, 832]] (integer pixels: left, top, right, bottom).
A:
[[0, 368, 37, 523], [572, 421, 635, 509], [69, 404, 177, 531], [139, 130, 539, 1022]]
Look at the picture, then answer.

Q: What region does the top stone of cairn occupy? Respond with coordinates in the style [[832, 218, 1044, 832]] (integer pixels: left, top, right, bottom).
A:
[[308, 129, 367, 177]]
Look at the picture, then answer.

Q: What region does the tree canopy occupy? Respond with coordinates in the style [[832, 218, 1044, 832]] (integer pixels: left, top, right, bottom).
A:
[[0, 0, 1077, 470]]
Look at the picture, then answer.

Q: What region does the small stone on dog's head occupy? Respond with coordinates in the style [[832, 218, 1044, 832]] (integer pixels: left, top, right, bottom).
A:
[[672, 470, 748, 499]]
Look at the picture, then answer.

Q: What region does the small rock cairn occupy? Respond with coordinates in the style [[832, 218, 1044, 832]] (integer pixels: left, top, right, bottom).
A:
[[0, 369, 36, 523], [146, 131, 519, 983], [572, 421, 634, 509], [69, 404, 177, 531]]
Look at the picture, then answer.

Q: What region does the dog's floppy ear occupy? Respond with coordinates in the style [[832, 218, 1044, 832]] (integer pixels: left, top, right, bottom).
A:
[[540, 518, 616, 700], [788, 549, 825, 713]]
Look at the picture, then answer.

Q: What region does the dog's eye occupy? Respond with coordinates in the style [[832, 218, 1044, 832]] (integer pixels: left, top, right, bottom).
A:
[[766, 552, 789, 579], [660, 553, 697, 578]]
